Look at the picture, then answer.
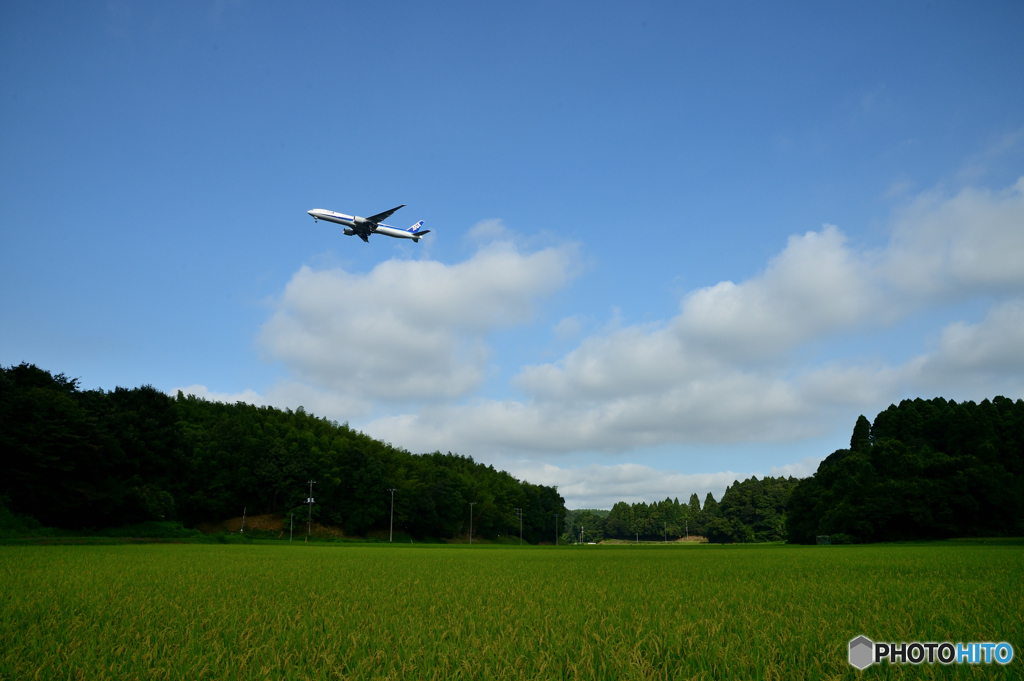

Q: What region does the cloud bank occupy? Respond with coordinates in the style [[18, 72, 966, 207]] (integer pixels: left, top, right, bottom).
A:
[[499, 456, 825, 510], [364, 178, 1024, 454]]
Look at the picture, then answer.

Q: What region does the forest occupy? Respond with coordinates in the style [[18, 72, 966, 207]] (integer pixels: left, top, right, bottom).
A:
[[786, 396, 1024, 543], [0, 363, 564, 542], [4, 363, 1021, 544]]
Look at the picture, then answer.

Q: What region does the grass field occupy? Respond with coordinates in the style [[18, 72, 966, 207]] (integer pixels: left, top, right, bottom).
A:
[[1, 542, 1021, 680]]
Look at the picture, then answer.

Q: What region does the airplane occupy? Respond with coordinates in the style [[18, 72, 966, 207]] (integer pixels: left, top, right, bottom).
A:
[[306, 205, 430, 243]]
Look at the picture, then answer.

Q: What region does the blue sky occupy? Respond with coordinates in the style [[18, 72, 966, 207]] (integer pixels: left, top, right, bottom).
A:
[[3, 2, 1023, 508]]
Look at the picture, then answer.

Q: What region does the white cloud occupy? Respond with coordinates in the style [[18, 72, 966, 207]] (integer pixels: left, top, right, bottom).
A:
[[364, 177, 1024, 457], [768, 457, 825, 480], [169, 381, 367, 420], [799, 301, 1024, 405], [500, 459, 821, 510], [882, 177, 1024, 298], [260, 381, 368, 420], [884, 176, 914, 199], [677, 225, 879, 359], [901, 300, 1024, 395], [929, 301, 1024, 371], [258, 240, 578, 402], [552, 314, 586, 341], [466, 218, 507, 242], [515, 178, 1024, 406], [503, 461, 748, 510], [366, 370, 820, 455], [511, 225, 880, 405], [170, 384, 267, 406]]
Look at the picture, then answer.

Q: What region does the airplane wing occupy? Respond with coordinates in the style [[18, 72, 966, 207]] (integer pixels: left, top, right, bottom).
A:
[[357, 231, 370, 243], [366, 204, 406, 224]]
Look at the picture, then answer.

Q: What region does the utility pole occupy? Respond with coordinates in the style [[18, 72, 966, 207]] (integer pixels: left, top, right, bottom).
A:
[[580, 526, 584, 545], [686, 520, 688, 540], [553, 513, 559, 546], [306, 480, 316, 541], [514, 508, 523, 545], [388, 488, 396, 542], [664, 521, 667, 544], [240, 506, 246, 533], [290, 513, 294, 542], [469, 502, 476, 544]]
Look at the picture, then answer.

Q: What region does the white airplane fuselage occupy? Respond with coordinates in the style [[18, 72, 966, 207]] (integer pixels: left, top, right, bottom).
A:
[[307, 208, 428, 242]]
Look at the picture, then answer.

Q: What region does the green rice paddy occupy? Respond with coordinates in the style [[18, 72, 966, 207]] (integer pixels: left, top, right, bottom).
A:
[[1, 542, 1021, 680]]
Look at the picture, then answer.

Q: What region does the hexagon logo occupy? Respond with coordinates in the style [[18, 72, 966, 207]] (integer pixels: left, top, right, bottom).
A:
[[849, 636, 874, 670]]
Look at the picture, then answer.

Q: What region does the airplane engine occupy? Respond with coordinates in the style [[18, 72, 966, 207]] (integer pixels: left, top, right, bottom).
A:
[[343, 227, 355, 236]]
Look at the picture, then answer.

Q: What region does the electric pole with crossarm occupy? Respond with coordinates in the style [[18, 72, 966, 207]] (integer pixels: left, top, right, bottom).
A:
[[306, 480, 316, 541], [388, 488, 396, 542]]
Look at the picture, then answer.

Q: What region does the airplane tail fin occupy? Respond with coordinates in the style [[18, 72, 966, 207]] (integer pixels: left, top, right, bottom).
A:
[[408, 220, 430, 242]]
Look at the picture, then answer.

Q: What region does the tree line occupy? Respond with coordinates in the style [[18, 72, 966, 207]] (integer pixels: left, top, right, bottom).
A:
[[0, 363, 565, 542], [5, 364, 1020, 544], [563, 476, 799, 544]]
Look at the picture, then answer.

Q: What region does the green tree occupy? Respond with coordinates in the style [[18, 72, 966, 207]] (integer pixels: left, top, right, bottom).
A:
[[850, 414, 871, 452], [787, 398, 1024, 543], [0, 363, 568, 539]]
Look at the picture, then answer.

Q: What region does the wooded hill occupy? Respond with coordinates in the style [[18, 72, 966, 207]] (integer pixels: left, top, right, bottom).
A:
[[0, 363, 565, 542], [787, 396, 1024, 543]]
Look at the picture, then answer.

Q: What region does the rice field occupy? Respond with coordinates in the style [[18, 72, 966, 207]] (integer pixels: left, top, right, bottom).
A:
[[1, 542, 1021, 680]]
